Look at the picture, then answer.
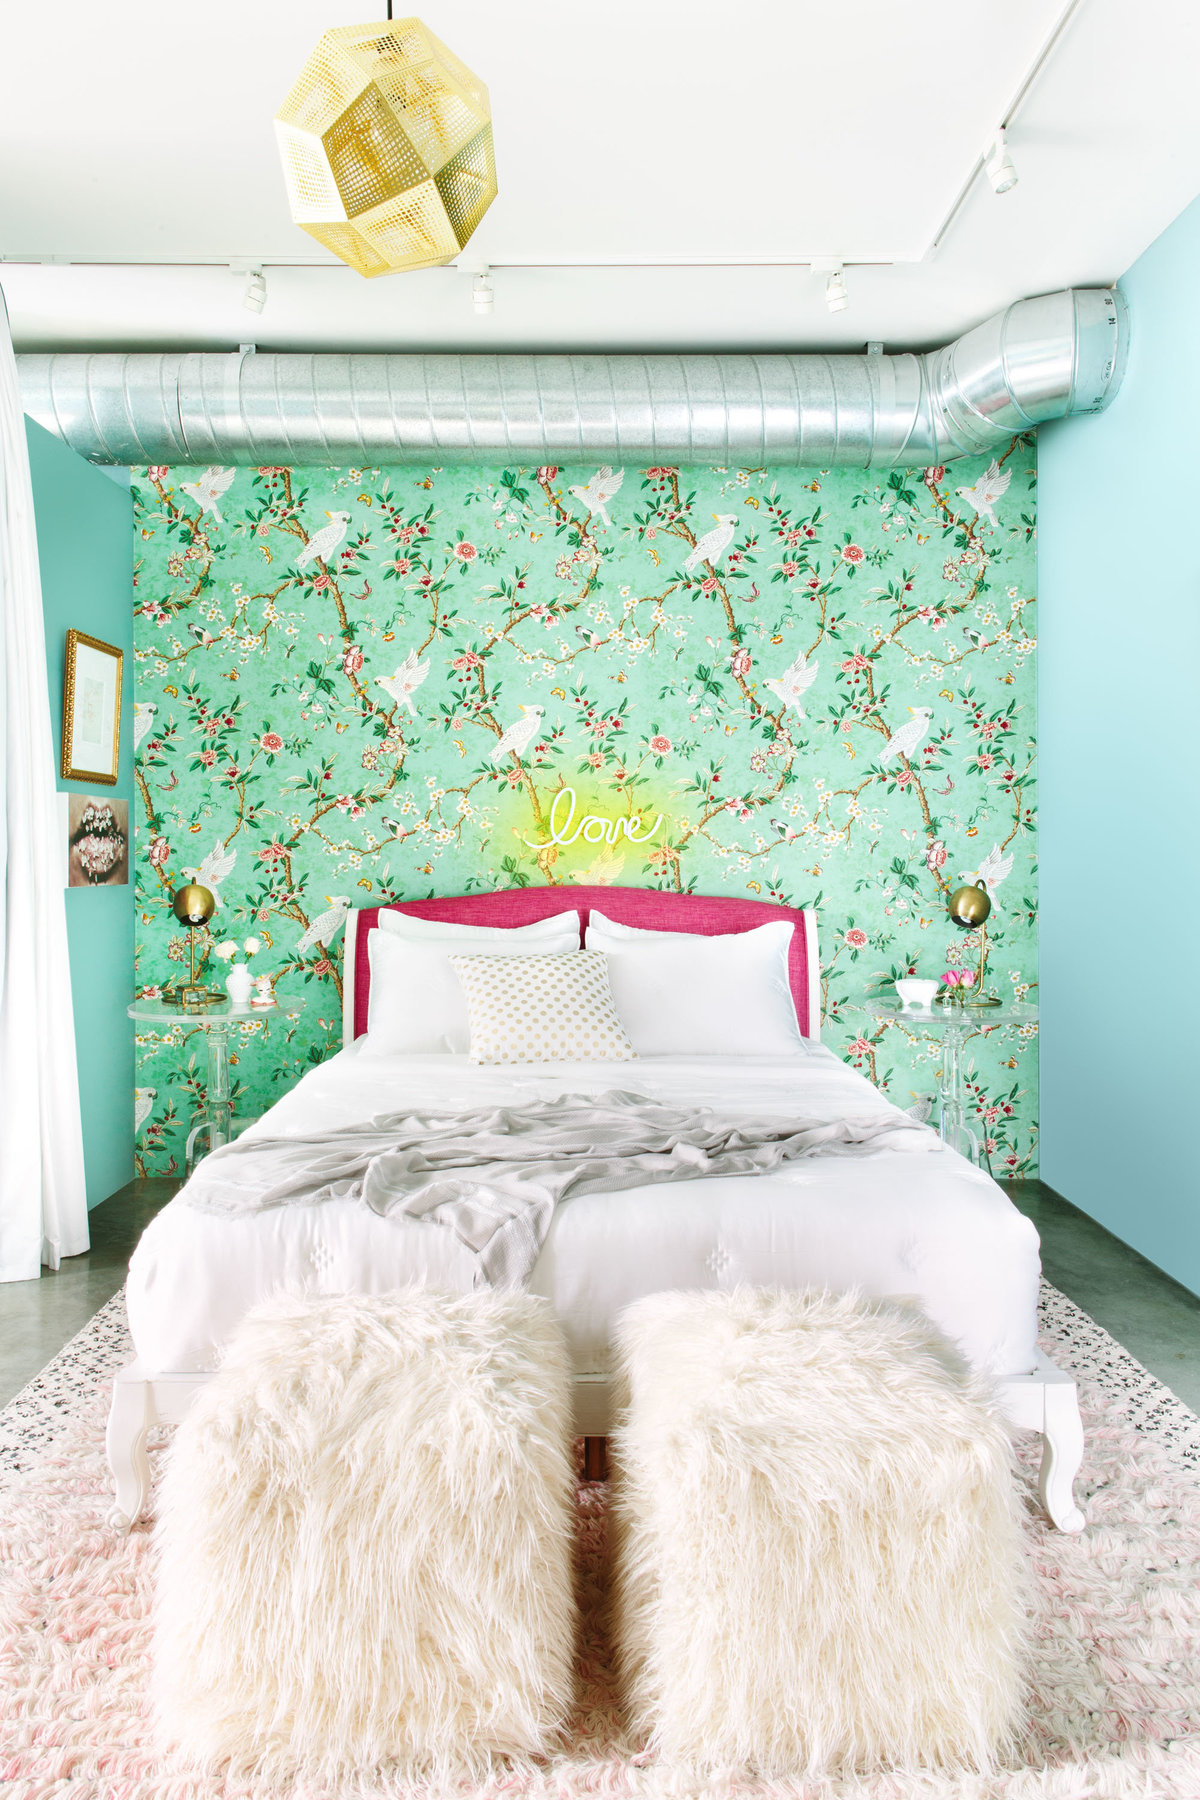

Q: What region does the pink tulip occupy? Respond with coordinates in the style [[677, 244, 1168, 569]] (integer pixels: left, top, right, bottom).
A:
[[959, 968, 976, 986], [942, 970, 960, 987]]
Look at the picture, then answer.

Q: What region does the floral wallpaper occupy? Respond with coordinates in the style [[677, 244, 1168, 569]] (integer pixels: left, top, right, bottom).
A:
[[131, 446, 1038, 1176]]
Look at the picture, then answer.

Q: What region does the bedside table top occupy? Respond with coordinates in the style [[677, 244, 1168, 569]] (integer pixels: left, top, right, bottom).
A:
[[127, 997, 303, 1024], [850, 995, 1038, 1032]]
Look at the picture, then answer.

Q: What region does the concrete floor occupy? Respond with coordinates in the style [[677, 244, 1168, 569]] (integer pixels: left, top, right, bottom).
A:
[[2, 1177, 1200, 1413]]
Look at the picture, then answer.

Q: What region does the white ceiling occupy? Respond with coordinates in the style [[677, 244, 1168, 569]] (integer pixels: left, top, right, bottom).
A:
[[2, 0, 1197, 353]]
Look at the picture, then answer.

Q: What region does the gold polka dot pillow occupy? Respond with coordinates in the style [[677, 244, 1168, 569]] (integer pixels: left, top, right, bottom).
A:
[[448, 950, 636, 1064]]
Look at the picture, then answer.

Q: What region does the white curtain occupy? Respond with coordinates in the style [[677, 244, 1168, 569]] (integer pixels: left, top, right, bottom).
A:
[[0, 286, 88, 1280]]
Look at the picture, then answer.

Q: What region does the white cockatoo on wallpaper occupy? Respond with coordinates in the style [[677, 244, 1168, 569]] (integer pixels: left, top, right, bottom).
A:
[[763, 652, 820, 717], [880, 706, 933, 764], [960, 843, 1014, 894], [295, 511, 352, 569], [185, 842, 237, 899], [954, 460, 1012, 527], [134, 1087, 157, 1131], [684, 515, 738, 572], [490, 704, 545, 764], [297, 896, 352, 956], [567, 848, 625, 886], [132, 702, 157, 750], [179, 467, 236, 521], [568, 466, 624, 528], [375, 649, 431, 715]]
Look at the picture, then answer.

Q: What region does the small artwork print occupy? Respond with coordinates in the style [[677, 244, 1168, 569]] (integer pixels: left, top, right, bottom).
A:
[[61, 628, 122, 784], [68, 795, 129, 887]]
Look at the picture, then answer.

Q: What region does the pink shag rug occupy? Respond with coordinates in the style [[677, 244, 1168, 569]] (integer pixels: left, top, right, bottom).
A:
[[0, 1284, 1198, 1800]]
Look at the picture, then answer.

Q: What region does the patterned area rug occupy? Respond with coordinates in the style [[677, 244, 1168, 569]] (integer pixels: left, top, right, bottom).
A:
[[1, 1285, 1198, 1798]]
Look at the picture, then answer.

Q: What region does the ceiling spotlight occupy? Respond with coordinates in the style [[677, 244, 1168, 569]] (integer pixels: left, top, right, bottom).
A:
[[243, 267, 267, 313], [825, 265, 849, 313], [984, 130, 1018, 195], [472, 269, 494, 314]]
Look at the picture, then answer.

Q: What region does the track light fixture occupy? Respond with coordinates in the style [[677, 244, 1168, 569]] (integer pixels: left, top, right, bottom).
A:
[[472, 268, 494, 314], [242, 267, 267, 314], [984, 129, 1018, 195], [825, 265, 849, 314]]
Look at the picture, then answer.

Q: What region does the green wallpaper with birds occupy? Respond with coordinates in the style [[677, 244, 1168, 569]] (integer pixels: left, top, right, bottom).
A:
[[130, 448, 1039, 1175]]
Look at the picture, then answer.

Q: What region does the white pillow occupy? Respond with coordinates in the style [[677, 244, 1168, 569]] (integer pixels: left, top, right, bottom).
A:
[[448, 951, 635, 1065], [584, 911, 802, 1057], [365, 918, 580, 1056], [376, 907, 580, 943]]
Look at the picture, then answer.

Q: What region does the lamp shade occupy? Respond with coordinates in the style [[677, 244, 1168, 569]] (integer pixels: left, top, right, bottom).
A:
[[274, 17, 497, 278], [947, 881, 992, 929], [172, 884, 216, 927]]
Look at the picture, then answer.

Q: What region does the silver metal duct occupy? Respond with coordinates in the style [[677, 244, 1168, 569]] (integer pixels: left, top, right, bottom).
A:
[[16, 287, 1127, 468]]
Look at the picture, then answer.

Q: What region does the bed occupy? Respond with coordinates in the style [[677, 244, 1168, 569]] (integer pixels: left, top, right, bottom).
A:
[[110, 887, 1084, 1533]]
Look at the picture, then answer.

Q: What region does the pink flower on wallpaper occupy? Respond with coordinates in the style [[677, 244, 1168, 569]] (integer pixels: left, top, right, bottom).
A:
[[536, 466, 559, 482], [926, 839, 947, 871], [806, 577, 821, 591], [258, 841, 287, 864], [313, 958, 332, 975], [146, 465, 168, 482], [844, 928, 868, 949], [976, 753, 995, 770], [260, 732, 284, 754], [700, 577, 718, 594], [396, 526, 415, 545], [850, 1037, 871, 1055], [730, 648, 752, 678], [451, 652, 482, 671], [341, 645, 364, 677], [199, 749, 216, 768], [586, 752, 604, 769], [841, 544, 865, 564], [841, 653, 869, 672], [312, 574, 331, 592], [923, 465, 946, 485], [781, 560, 799, 578], [148, 837, 169, 868], [454, 541, 477, 562], [141, 984, 162, 999], [649, 734, 672, 755]]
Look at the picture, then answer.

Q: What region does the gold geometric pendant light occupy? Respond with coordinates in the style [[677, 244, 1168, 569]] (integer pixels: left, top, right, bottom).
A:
[[274, 16, 497, 278]]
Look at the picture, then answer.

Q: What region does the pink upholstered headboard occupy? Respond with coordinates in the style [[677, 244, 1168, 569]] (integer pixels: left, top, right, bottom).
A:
[[344, 887, 820, 1046]]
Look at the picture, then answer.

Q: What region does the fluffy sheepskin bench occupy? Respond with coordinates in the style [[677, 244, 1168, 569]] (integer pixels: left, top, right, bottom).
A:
[[152, 1289, 576, 1782], [611, 1288, 1030, 1777]]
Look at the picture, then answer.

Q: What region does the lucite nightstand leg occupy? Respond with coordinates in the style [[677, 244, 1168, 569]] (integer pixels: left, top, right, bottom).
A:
[[937, 1023, 980, 1164], [204, 1020, 233, 1152]]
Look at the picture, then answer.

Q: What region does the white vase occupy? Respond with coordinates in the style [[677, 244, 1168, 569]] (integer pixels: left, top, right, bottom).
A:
[[225, 963, 253, 1006]]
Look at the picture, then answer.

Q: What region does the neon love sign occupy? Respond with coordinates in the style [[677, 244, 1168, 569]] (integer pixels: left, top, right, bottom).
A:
[[523, 786, 663, 851]]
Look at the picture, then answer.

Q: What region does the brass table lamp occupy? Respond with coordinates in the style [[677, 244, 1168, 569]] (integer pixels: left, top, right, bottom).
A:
[[945, 880, 1002, 1007], [170, 884, 222, 1011]]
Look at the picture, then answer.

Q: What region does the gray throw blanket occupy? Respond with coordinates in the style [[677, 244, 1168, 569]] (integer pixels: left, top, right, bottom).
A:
[[182, 1089, 934, 1289]]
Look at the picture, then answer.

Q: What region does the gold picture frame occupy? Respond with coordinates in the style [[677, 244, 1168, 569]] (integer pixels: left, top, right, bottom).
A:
[[61, 629, 123, 786]]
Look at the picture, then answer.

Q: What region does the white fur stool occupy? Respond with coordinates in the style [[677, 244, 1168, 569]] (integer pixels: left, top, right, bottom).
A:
[[611, 1288, 1030, 1777], [152, 1290, 576, 1781]]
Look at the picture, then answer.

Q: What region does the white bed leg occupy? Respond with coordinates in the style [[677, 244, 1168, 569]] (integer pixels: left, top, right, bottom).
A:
[[106, 1368, 152, 1534], [996, 1350, 1086, 1533], [1039, 1372, 1086, 1534]]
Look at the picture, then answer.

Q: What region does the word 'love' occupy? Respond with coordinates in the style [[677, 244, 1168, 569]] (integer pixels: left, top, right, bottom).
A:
[[523, 787, 663, 851]]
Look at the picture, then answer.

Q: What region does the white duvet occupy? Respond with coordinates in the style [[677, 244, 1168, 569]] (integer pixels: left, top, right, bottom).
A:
[[126, 1041, 1041, 1380]]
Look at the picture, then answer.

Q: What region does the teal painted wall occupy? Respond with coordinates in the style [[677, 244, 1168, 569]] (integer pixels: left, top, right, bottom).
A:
[[26, 420, 135, 1209], [1039, 198, 1200, 1295]]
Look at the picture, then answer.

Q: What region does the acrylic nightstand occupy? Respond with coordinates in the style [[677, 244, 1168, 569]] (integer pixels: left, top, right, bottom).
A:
[[849, 996, 1038, 1167], [128, 996, 304, 1168]]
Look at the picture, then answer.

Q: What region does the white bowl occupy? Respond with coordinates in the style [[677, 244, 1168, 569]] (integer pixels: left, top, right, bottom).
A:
[[895, 978, 939, 1009]]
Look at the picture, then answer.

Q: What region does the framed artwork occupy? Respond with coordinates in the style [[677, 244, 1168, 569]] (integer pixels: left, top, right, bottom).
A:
[[67, 794, 129, 887], [61, 629, 122, 785]]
